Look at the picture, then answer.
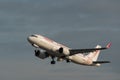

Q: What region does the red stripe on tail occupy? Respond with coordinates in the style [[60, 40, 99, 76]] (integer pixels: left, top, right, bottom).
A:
[[106, 42, 111, 48]]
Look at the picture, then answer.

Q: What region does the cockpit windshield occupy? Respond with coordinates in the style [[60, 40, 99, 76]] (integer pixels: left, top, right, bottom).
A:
[[31, 35, 38, 38]]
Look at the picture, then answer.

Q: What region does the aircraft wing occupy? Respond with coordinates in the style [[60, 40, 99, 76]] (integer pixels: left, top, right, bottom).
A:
[[93, 61, 110, 64], [69, 43, 111, 56]]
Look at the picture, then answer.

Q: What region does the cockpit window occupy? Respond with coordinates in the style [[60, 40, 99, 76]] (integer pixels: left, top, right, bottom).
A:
[[31, 35, 38, 38]]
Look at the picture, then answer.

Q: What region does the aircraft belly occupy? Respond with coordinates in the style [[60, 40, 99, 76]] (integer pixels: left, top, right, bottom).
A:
[[68, 54, 92, 65], [68, 55, 85, 64]]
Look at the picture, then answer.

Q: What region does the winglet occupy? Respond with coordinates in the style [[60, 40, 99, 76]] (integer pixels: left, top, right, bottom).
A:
[[106, 42, 111, 48]]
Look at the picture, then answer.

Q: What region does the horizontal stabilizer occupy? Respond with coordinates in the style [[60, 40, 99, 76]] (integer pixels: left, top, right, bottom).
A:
[[93, 61, 110, 64]]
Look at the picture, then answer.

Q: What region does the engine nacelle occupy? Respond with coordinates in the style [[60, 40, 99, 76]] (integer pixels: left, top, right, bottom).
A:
[[35, 50, 49, 59], [58, 47, 70, 56]]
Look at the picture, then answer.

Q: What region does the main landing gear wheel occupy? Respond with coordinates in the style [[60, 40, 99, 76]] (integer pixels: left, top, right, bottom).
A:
[[51, 61, 56, 64], [51, 56, 56, 64], [66, 59, 70, 63]]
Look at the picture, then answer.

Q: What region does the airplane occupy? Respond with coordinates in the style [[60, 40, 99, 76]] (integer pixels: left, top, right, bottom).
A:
[[27, 34, 111, 66]]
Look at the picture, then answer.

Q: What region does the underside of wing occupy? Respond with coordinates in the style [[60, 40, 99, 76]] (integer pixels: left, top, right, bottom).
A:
[[70, 48, 107, 55], [93, 61, 110, 64], [69, 47, 106, 55], [69, 43, 111, 55]]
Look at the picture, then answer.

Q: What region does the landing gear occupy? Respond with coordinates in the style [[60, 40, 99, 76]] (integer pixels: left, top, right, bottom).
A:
[[66, 59, 70, 63], [51, 60, 56, 64], [51, 56, 56, 64]]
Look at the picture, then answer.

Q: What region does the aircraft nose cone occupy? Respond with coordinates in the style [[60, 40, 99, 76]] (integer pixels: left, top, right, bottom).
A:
[[27, 36, 32, 43]]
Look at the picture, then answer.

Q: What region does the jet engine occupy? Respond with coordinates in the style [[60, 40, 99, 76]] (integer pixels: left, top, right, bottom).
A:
[[58, 47, 70, 56], [35, 50, 49, 59]]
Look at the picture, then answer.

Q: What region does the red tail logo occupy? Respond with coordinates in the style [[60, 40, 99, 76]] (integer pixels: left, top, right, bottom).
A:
[[106, 43, 111, 48]]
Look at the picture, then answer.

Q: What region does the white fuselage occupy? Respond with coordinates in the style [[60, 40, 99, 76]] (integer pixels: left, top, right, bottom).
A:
[[27, 34, 99, 66]]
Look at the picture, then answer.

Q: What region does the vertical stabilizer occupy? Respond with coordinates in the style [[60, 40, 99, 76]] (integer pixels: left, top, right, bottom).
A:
[[87, 45, 101, 61]]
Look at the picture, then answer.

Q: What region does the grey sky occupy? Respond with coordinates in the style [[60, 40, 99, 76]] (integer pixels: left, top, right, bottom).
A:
[[0, 0, 120, 80]]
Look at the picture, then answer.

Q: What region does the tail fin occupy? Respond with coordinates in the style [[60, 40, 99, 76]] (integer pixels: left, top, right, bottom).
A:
[[86, 45, 101, 61]]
